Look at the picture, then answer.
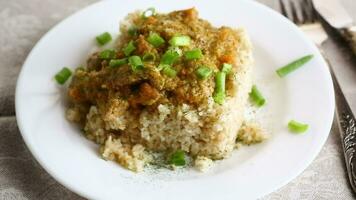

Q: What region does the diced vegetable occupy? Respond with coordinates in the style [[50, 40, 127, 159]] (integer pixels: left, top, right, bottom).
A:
[[168, 150, 186, 166], [75, 66, 85, 72], [249, 85, 266, 107], [288, 120, 309, 133], [142, 7, 156, 19], [147, 32, 165, 47], [99, 49, 116, 59], [109, 58, 127, 68], [96, 32, 112, 46], [213, 72, 226, 104], [195, 66, 212, 80], [221, 63, 232, 74], [123, 41, 136, 56], [276, 54, 313, 77], [128, 56, 144, 72], [128, 26, 138, 36], [157, 63, 168, 71], [55, 67, 72, 85], [162, 65, 177, 77], [169, 35, 191, 46], [142, 52, 156, 62], [184, 48, 203, 60], [160, 49, 180, 65], [167, 46, 183, 56], [213, 92, 225, 105]]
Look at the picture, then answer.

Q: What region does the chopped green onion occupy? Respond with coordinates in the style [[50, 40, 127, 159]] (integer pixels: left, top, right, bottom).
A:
[[162, 65, 177, 77], [75, 66, 85, 72], [55, 67, 72, 85], [288, 120, 309, 133], [213, 72, 226, 105], [142, 52, 156, 62], [123, 41, 136, 56], [99, 49, 116, 59], [276, 54, 313, 77], [195, 66, 212, 80], [213, 92, 225, 105], [167, 46, 183, 56], [128, 26, 138, 36], [96, 32, 112, 46], [221, 63, 232, 74], [157, 63, 168, 71], [160, 49, 180, 65], [109, 58, 127, 68], [184, 48, 203, 60], [249, 85, 266, 107], [169, 35, 191, 46], [168, 150, 186, 166], [147, 32, 165, 47], [215, 72, 226, 94], [128, 56, 144, 72], [142, 7, 156, 19]]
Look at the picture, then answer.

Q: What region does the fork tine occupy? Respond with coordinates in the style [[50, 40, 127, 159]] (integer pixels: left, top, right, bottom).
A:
[[306, 0, 317, 23], [300, 1, 310, 24], [290, 1, 300, 24], [281, 0, 318, 25], [279, 0, 299, 24], [279, 0, 288, 18], [301, 0, 317, 23]]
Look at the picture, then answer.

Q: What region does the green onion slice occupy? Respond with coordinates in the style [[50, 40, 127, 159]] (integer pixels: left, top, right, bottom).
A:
[[99, 49, 116, 59], [276, 54, 313, 77], [128, 26, 138, 36], [168, 150, 186, 166], [288, 120, 309, 133], [96, 32, 112, 46], [195, 66, 212, 80], [123, 40, 136, 56], [162, 65, 177, 77], [213, 72, 226, 105], [169, 35, 191, 46], [55, 67, 72, 85], [142, 7, 156, 19], [167, 46, 183, 56], [75, 66, 85, 72], [128, 56, 144, 72], [213, 92, 225, 105], [221, 63, 232, 74], [147, 32, 165, 47], [142, 52, 156, 62], [109, 58, 127, 68], [249, 85, 266, 107], [184, 48, 203, 60], [160, 49, 180, 65]]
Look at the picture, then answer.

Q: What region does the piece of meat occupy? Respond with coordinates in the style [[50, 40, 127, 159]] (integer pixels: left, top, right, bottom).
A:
[[128, 82, 160, 108], [145, 16, 157, 25], [87, 52, 103, 71], [136, 35, 151, 55], [182, 8, 198, 21], [218, 54, 235, 65]]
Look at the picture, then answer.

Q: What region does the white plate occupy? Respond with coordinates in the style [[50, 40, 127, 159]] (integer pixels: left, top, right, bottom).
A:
[[15, 0, 335, 199]]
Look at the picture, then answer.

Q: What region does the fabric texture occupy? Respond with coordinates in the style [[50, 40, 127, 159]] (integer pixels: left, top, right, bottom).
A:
[[0, 0, 356, 199]]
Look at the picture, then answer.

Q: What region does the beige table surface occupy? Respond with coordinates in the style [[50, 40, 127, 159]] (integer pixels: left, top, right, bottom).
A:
[[0, 0, 356, 199]]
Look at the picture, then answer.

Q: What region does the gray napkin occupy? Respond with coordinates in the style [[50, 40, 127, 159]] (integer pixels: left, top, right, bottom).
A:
[[1, 0, 356, 199]]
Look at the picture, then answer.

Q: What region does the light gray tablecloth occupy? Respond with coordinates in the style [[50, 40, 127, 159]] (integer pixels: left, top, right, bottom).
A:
[[1, 0, 356, 199]]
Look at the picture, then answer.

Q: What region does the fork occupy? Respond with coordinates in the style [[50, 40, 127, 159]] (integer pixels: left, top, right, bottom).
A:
[[279, 0, 356, 193]]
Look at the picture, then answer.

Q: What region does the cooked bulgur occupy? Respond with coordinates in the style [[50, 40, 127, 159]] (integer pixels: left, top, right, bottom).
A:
[[66, 8, 266, 172]]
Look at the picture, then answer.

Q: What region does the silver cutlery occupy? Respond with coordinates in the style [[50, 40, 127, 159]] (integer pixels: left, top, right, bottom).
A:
[[279, 0, 356, 193], [313, 0, 356, 55]]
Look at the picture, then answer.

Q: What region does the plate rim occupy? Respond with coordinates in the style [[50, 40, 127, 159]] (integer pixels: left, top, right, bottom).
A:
[[15, 0, 335, 199]]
